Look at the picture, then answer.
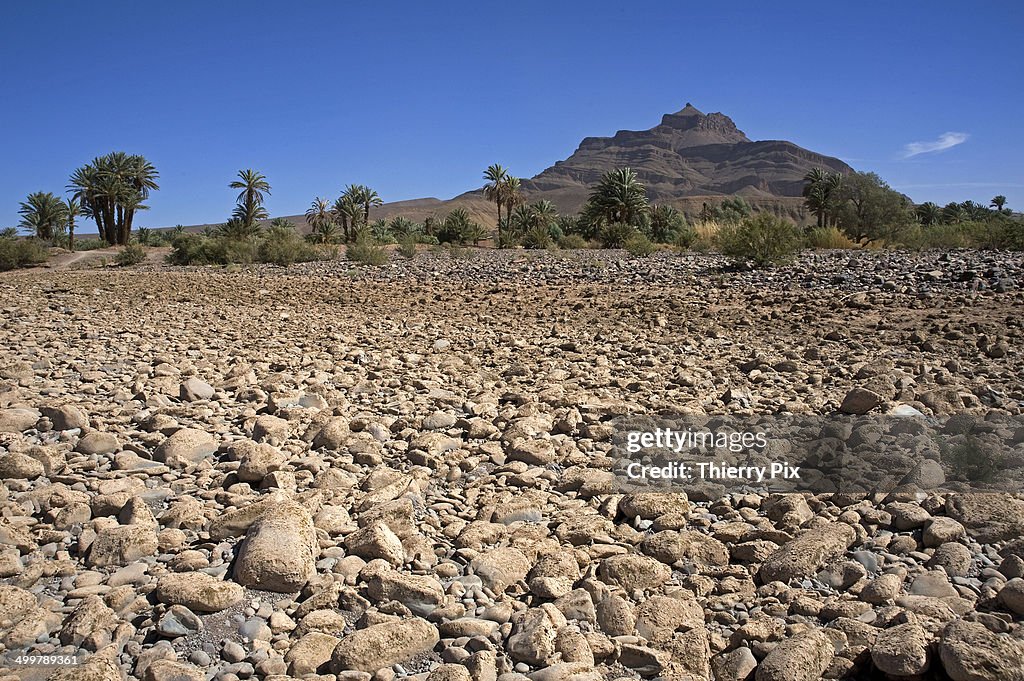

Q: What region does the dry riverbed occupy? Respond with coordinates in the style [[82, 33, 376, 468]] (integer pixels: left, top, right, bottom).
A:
[[0, 249, 1023, 681]]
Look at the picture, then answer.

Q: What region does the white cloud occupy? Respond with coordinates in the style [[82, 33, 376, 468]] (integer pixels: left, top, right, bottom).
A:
[[901, 132, 969, 158]]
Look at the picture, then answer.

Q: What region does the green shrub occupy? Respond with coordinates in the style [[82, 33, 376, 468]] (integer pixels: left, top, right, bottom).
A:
[[624, 233, 657, 257], [717, 213, 803, 268], [168, 235, 255, 265], [446, 244, 474, 260], [558, 234, 588, 250], [599, 222, 636, 248], [522, 225, 553, 249], [897, 224, 969, 250], [115, 243, 146, 266], [397, 237, 417, 259], [73, 238, 110, 251], [671, 225, 698, 251], [346, 237, 388, 266], [968, 218, 1024, 251], [258, 228, 319, 266], [417, 234, 439, 245], [806, 226, 857, 249], [0, 238, 49, 271], [497, 229, 521, 249]]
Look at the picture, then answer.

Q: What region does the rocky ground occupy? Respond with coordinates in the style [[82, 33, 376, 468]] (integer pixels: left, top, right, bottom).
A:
[[0, 248, 1023, 681]]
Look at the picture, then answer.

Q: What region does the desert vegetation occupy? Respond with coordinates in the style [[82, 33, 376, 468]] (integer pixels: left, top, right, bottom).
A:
[[4, 157, 1023, 274]]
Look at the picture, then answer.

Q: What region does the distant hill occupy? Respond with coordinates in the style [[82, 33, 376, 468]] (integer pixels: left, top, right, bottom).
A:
[[184, 103, 855, 232]]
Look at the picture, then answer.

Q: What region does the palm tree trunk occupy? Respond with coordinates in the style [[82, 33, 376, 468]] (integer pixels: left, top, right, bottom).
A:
[[123, 210, 135, 245], [69, 221, 75, 251]]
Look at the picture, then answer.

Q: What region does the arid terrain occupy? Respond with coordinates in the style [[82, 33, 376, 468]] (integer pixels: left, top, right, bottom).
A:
[[1, 249, 1023, 681]]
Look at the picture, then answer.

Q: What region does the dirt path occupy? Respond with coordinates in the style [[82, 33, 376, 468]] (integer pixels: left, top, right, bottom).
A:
[[46, 247, 119, 270]]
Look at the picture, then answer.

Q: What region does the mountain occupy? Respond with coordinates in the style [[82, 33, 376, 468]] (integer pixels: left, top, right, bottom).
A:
[[516, 104, 852, 209], [184, 104, 855, 231], [369, 103, 853, 227]]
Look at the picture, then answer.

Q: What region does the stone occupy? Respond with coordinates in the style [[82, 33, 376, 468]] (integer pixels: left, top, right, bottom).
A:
[[507, 604, 566, 666], [157, 605, 203, 637], [365, 567, 445, 616], [871, 623, 931, 676], [144, 660, 204, 681], [599, 553, 671, 591], [755, 629, 835, 681], [180, 377, 215, 401], [923, 517, 967, 547], [156, 572, 244, 612], [619, 492, 690, 519], [345, 521, 406, 566], [87, 524, 158, 567], [75, 431, 121, 455], [758, 524, 857, 584], [50, 655, 124, 681], [712, 647, 758, 681], [232, 440, 287, 483], [153, 428, 217, 468], [0, 408, 39, 433], [41, 404, 89, 430], [472, 548, 533, 594], [997, 578, 1024, 615], [860, 573, 903, 604], [234, 501, 318, 592], [839, 388, 883, 415], [330, 617, 439, 673], [0, 451, 45, 479], [939, 620, 1024, 681], [286, 631, 339, 676]]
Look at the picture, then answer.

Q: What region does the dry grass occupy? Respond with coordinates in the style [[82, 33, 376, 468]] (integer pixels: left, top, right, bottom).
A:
[[807, 226, 857, 250]]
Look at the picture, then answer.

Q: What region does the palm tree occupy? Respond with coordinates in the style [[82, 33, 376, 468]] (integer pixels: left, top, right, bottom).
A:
[[18, 191, 67, 241], [68, 152, 159, 245], [389, 216, 418, 239], [305, 197, 334, 233], [649, 204, 686, 242], [347, 185, 382, 226], [229, 170, 270, 235], [991, 195, 1008, 212], [64, 197, 81, 250], [333, 190, 362, 242], [942, 202, 966, 225], [916, 202, 941, 226], [530, 200, 558, 227], [483, 164, 508, 228], [501, 176, 524, 229], [584, 168, 649, 226], [802, 168, 843, 228]]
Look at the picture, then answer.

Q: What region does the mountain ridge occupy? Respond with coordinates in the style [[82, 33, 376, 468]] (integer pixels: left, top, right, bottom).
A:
[[182, 104, 855, 231]]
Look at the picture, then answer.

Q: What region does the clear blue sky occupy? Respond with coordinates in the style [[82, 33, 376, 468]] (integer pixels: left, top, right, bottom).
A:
[[2, 1, 1021, 229]]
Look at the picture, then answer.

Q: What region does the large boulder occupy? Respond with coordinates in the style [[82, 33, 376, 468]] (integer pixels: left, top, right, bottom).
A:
[[330, 618, 439, 673], [939, 619, 1024, 681], [755, 629, 835, 681], [153, 428, 217, 469], [758, 524, 857, 584], [234, 502, 317, 592], [156, 572, 244, 613]]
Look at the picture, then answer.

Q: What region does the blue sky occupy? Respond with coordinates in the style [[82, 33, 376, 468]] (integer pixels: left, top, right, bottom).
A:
[[2, 1, 1021, 229]]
